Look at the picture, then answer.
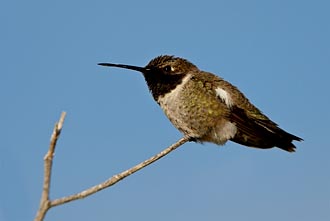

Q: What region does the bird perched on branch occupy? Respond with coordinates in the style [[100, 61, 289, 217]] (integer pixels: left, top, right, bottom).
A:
[[99, 55, 302, 152]]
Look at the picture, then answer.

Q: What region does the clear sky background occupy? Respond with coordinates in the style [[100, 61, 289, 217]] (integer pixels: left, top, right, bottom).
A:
[[1, 1, 329, 221]]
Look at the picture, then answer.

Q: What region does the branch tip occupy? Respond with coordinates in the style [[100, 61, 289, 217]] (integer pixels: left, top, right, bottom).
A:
[[57, 112, 67, 130]]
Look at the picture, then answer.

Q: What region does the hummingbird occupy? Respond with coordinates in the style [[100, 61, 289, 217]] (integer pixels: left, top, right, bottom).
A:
[[98, 55, 302, 152]]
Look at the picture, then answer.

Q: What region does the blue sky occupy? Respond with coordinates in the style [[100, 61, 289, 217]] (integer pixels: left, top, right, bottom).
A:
[[1, 1, 329, 221]]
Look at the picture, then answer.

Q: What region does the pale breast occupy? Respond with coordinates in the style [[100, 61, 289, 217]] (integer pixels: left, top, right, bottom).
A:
[[157, 74, 200, 137], [157, 73, 237, 144]]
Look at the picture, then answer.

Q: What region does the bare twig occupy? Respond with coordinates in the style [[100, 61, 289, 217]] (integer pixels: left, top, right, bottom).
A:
[[34, 111, 191, 221], [50, 136, 190, 207], [34, 112, 67, 221]]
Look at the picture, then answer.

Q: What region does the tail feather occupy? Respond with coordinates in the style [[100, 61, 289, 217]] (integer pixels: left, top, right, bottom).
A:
[[273, 132, 303, 152], [255, 119, 303, 152], [229, 107, 303, 152]]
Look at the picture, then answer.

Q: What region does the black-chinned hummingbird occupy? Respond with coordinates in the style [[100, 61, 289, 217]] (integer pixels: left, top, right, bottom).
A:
[[99, 55, 302, 152]]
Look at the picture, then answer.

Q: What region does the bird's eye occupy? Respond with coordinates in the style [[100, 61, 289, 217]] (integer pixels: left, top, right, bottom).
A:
[[163, 65, 172, 72]]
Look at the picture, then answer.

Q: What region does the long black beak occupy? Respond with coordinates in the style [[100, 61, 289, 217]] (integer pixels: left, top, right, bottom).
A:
[[98, 63, 148, 73]]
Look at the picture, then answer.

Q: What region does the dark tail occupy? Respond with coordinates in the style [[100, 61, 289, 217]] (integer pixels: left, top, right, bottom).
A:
[[273, 131, 303, 152], [232, 126, 303, 152], [229, 108, 303, 152]]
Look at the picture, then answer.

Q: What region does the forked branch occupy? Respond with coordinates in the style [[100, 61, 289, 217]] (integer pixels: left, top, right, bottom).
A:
[[34, 112, 190, 221]]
